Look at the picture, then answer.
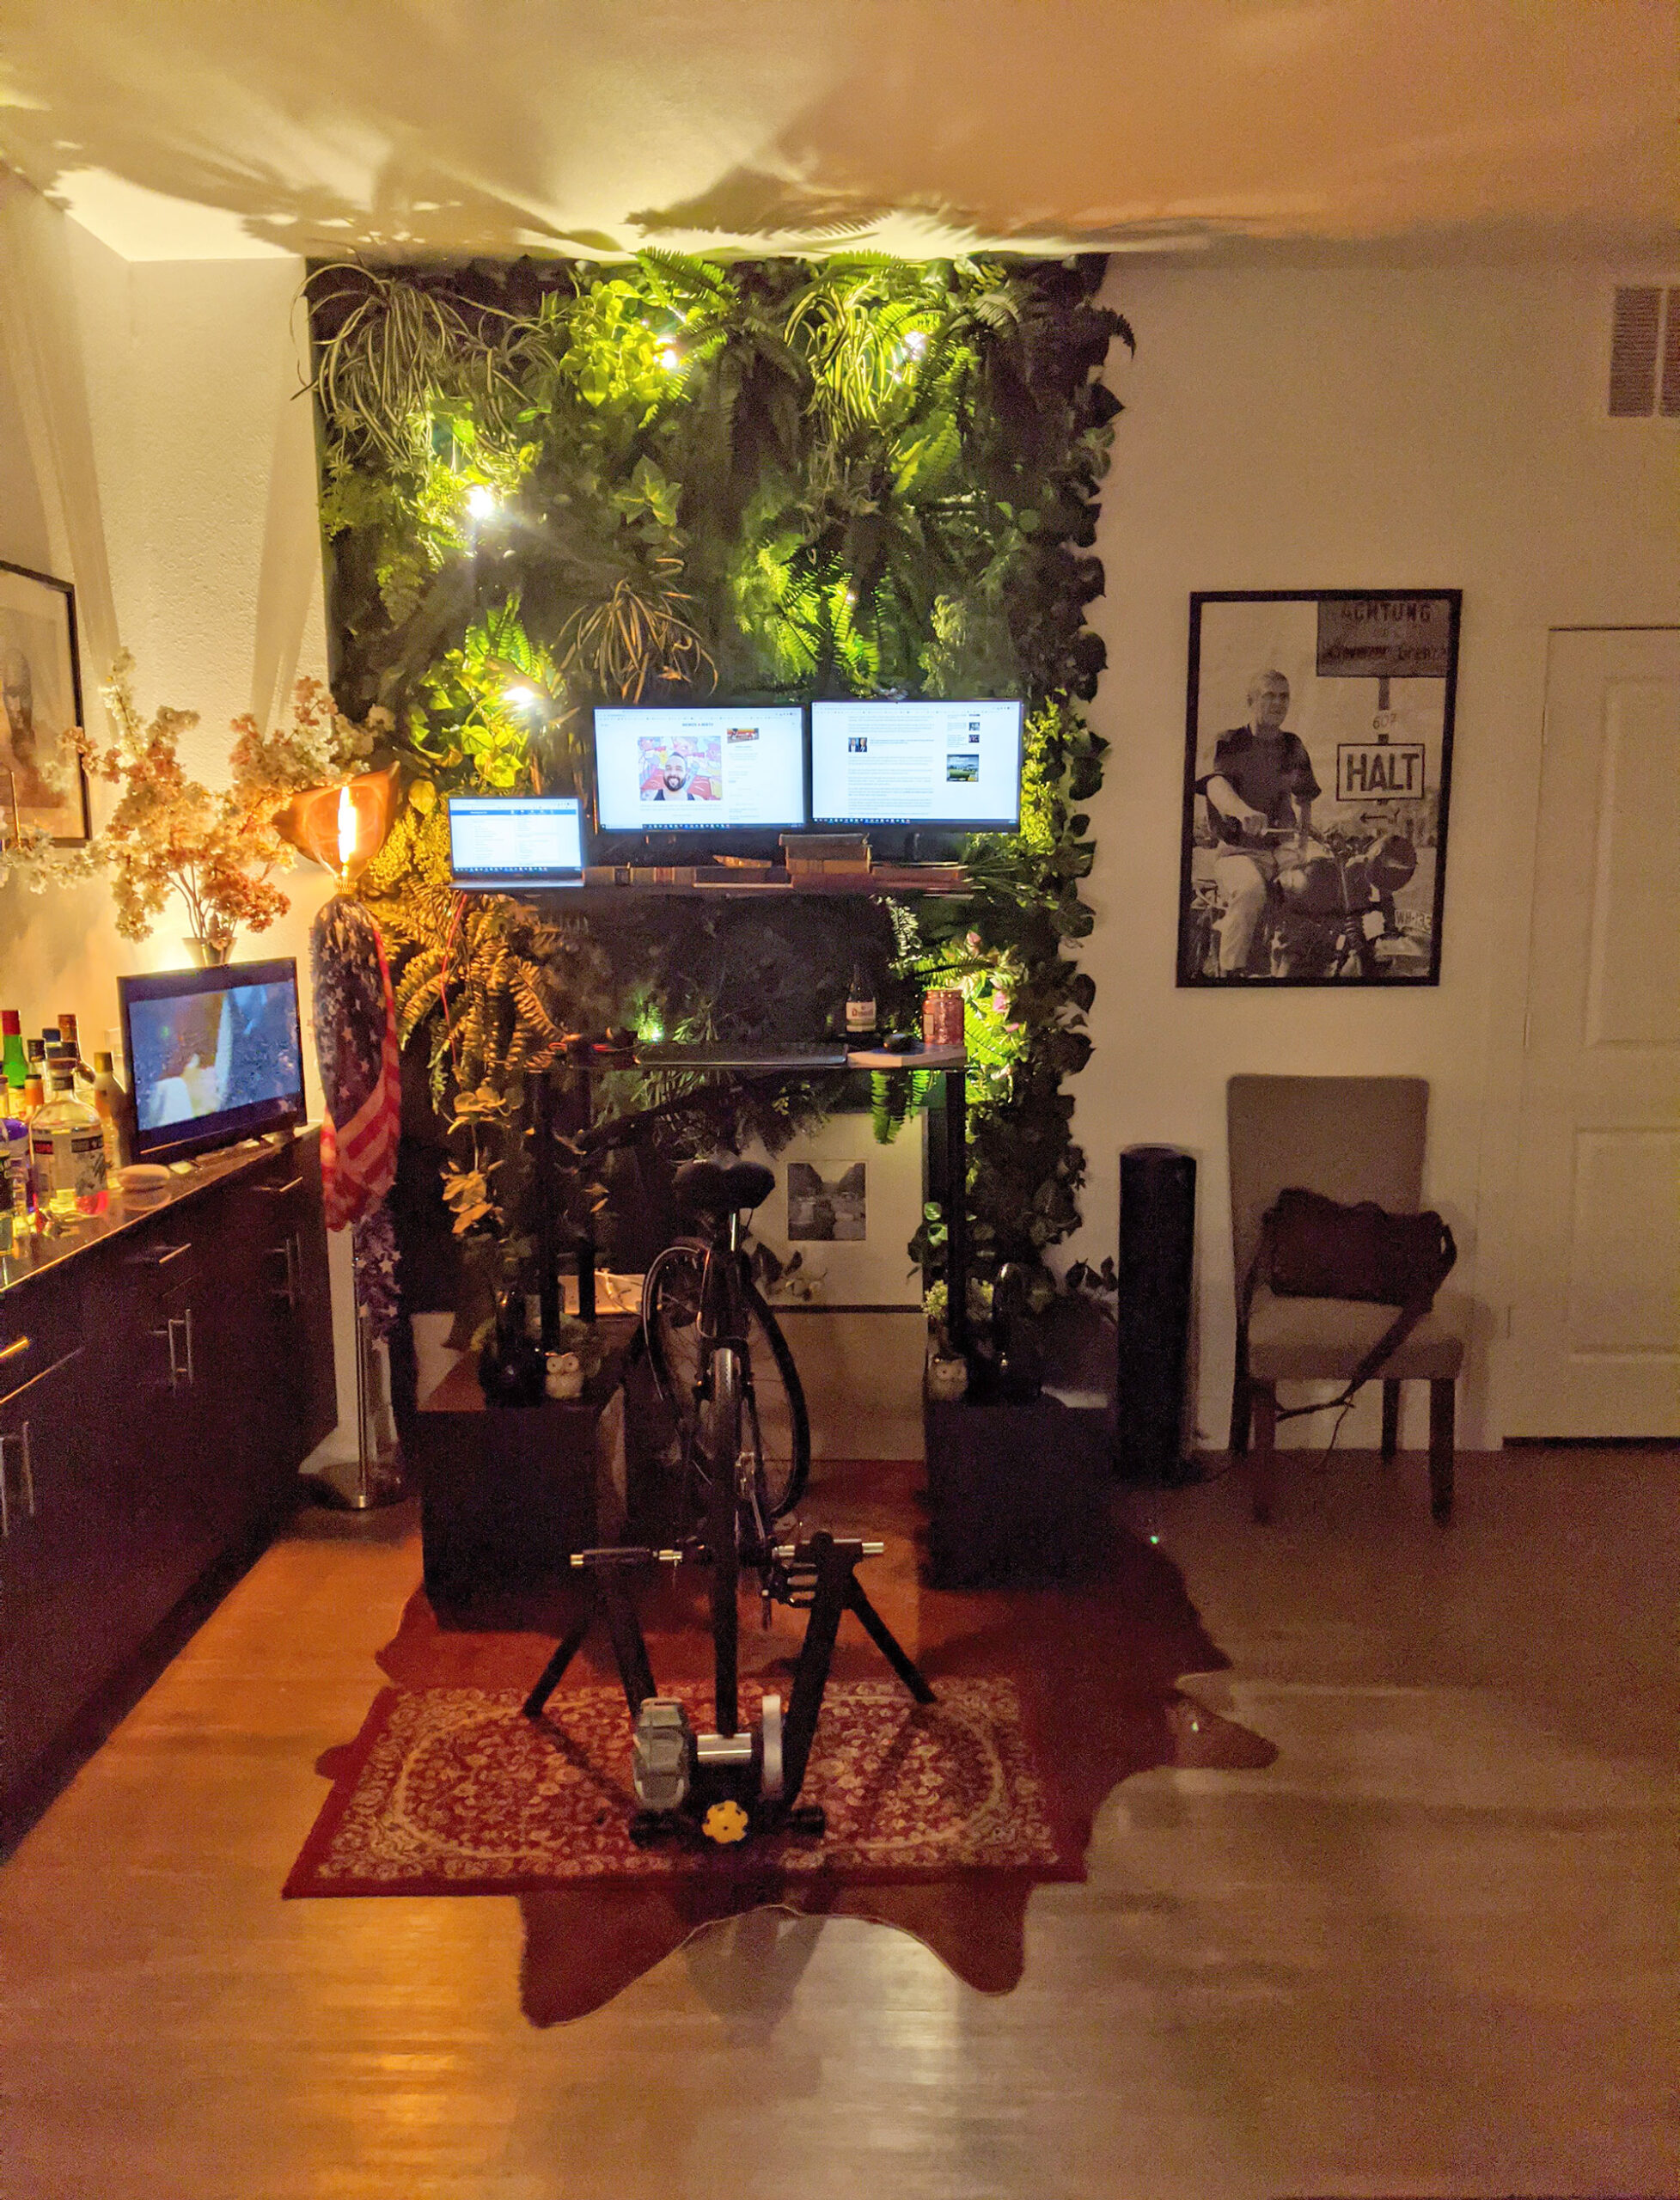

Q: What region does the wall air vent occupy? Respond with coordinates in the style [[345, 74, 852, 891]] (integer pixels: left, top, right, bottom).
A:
[[1608, 285, 1680, 418]]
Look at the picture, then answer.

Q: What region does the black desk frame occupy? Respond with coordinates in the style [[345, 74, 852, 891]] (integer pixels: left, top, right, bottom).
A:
[[530, 1044, 969, 1354]]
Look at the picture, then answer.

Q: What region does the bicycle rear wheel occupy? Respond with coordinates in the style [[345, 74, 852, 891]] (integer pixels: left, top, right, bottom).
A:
[[643, 1241, 810, 1524]]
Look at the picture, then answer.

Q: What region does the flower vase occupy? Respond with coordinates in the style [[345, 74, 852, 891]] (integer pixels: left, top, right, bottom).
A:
[[182, 934, 234, 968]]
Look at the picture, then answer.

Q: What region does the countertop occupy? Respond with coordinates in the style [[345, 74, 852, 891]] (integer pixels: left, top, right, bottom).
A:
[[0, 1127, 319, 1299]]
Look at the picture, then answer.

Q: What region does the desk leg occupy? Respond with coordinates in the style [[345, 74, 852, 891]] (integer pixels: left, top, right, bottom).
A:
[[944, 1065, 968, 1354]]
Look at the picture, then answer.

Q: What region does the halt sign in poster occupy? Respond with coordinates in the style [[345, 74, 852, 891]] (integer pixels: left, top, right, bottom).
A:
[[1176, 590, 1461, 987]]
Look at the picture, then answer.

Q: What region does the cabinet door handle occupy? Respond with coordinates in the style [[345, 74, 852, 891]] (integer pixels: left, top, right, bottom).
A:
[[160, 1311, 195, 1390], [0, 1421, 33, 1535], [269, 1238, 297, 1309], [256, 1176, 305, 1196], [290, 1231, 305, 1309], [131, 1241, 192, 1267]]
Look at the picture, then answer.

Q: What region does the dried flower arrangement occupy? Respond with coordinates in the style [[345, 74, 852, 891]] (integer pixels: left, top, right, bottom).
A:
[[69, 652, 293, 954]]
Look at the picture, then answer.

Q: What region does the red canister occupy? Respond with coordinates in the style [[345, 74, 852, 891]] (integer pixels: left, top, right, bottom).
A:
[[921, 988, 964, 1048]]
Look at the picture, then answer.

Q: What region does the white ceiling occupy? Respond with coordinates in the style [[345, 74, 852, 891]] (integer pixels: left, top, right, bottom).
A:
[[1, 0, 1674, 265]]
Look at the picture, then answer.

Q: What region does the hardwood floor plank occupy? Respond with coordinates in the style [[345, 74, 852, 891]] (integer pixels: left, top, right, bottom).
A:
[[1, 1451, 1672, 2198]]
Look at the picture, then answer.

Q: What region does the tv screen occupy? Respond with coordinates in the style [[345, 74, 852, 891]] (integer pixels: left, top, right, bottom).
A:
[[809, 698, 1023, 829], [593, 704, 805, 833], [449, 795, 584, 885], [118, 959, 307, 1163]]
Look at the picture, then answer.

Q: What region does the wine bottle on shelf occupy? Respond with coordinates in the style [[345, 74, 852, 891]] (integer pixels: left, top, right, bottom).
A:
[[91, 1051, 134, 1172], [845, 962, 877, 1038]]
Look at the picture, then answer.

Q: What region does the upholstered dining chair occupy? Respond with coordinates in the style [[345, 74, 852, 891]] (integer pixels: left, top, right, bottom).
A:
[[1227, 1075, 1468, 1525]]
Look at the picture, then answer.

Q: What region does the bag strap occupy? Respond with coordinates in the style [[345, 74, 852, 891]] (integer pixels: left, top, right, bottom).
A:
[[1269, 1213, 1457, 1425]]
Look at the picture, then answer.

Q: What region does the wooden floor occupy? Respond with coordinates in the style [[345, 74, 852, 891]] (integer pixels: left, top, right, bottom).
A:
[[1, 1445, 1672, 2199]]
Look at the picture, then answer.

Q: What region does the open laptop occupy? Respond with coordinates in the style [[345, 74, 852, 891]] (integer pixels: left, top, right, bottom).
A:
[[448, 796, 585, 889]]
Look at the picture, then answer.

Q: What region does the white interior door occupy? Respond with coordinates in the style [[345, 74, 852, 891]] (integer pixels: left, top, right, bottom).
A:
[[1505, 628, 1680, 1437]]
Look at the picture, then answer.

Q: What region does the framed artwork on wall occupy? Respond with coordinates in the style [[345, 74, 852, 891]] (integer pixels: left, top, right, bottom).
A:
[[0, 560, 90, 846], [1176, 589, 1461, 987]]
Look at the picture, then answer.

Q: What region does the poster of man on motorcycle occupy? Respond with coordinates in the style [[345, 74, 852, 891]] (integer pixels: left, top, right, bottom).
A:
[[1176, 589, 1462, 987]]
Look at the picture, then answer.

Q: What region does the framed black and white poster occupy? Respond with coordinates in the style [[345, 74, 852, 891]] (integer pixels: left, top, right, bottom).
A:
[[1176, 590, 1460, 987], [0, 560, 89, 846]]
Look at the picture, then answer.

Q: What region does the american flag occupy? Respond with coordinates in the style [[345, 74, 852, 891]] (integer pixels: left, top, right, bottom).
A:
[[311, 899, 401, 1231]]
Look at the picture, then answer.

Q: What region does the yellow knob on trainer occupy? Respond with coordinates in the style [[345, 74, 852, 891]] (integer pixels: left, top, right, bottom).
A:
[[701, 1800, 749, 1845]]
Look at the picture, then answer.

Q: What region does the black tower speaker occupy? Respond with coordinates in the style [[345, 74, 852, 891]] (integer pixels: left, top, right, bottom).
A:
[[1115, 1145, 1197, 1483]]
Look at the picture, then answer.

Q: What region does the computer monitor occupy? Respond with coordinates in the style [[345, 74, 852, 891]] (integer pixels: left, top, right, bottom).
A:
[[592, 704, 806, 838], [448, 795, 585, 888], [117, 959, 307, 1163], [809, 698, 1023, 831]]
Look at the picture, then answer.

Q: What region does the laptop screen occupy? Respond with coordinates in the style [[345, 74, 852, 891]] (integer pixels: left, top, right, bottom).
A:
[[448, 796, 585, 883]]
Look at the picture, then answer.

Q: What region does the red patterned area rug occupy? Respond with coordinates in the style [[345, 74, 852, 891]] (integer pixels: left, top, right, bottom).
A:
[[285, 1676, 1069, 1898], [286, 1459, 1273, 2021]]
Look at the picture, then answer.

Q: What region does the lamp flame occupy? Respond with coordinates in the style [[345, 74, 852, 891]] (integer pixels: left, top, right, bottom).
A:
[[337, 783, 357, 873]]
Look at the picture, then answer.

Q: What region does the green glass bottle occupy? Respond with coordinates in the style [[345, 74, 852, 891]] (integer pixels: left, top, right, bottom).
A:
[[1, 1010, 27, 1094]]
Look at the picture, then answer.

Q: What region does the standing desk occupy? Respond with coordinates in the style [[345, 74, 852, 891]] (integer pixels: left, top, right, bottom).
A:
[[533, 1042, 970, 1352]]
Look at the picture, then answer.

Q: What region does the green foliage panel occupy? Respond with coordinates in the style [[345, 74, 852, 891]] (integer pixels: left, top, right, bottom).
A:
[[311, 251, 1127, 1301]]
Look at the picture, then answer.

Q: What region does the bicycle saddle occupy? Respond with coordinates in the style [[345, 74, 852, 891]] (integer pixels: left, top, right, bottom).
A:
[[673, 1158, 776, 1219]]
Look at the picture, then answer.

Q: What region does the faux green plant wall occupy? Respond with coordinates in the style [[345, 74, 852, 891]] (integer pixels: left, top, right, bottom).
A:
[[309, 252, 1127, 1305]]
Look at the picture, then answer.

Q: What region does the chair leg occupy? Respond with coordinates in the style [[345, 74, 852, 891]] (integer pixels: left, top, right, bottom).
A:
[[1249, 1382, 1279, 1524], [1230, 1374, 1252, 1456], [1380, 1378, 1401, 1460], [1428, 1379, 1455, 1524]]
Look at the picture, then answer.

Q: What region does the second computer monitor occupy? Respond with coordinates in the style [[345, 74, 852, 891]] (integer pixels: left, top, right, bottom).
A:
[[809, 698, 1023, 830], [593, 704, 806, 834]]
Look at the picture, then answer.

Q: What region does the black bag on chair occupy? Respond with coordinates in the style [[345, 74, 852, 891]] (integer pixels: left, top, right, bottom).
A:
[[1239, 1188, 1457, 1422]]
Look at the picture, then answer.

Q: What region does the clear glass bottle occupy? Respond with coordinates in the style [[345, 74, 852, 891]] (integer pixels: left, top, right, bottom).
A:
[[0, 1116, 28, 1250], [29, 1063, 107, 1219], [91, 1051, 131, 1173]]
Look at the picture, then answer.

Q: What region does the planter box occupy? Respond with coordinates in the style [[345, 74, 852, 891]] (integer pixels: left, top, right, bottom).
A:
[[922, 1391, 1114, 1588], [408, 1314, 643, 1616]]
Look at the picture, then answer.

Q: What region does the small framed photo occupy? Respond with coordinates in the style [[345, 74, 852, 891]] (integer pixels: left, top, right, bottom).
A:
[[1176, 590, 1461, 987], [0, 560, 90, 846]]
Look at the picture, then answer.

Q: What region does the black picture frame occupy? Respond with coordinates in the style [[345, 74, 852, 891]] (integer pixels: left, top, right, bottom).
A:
[[1176, 589, 1460, 987], [0, 559, 90, 846]]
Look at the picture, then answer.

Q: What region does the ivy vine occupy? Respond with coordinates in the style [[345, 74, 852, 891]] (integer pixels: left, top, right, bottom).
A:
[[310, 250, 1127, 1309]]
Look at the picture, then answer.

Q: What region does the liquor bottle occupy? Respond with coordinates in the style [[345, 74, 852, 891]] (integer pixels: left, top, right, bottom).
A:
[[57, 1011, 93, 1082], [29, 1061, 107, 1219], [25, 1037, 45, 1078], [18, 1074, 44, 1121], [91, 1051, 133, 1173], [2, 1010, 27, 1094], [845, 962, 877, 1038], [0, 1116, 28, 1249]]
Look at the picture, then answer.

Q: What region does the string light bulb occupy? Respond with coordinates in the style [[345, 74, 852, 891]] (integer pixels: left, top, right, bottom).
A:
[[466, 486, 498, 520]]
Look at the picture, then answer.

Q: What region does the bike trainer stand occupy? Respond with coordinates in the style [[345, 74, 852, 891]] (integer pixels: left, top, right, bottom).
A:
[[522, 1530, 935, 1847]]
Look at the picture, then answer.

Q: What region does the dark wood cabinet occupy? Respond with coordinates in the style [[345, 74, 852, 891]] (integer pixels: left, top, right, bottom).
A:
[[0, 1131, 337, 1802]]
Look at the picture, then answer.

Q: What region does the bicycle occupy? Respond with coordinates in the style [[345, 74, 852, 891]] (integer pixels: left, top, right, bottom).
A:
[[523, 1154, 931, 1847], [641, 1158, 811, 1539]]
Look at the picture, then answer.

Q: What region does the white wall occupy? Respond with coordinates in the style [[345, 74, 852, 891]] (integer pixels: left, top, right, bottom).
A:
[[8, 224, 1675, 1460], [1074, 260, 1678, 1447], [0, 207, 358, 1451]]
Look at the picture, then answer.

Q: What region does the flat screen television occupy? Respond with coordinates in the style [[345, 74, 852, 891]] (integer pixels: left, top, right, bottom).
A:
[[117, 958, 307, 1163], [448, 794, 585, 887], [592, 703, 806, 850], [809, 698, 1023, 834]]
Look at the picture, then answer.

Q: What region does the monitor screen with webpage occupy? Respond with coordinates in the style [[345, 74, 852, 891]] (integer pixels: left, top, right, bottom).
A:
[[809, 698, 1023, 828], [449, 795, 585, 885], [593, 704, 806, 833], [117, 959, 307, 1162]]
